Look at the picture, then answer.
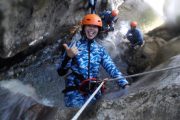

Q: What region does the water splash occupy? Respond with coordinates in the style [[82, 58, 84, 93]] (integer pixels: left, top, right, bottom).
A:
[[110, 0, 124, 10], [100, 27, 128, 58], [144, 0, 180, 25], [144, 0, 165, 18], [141, 0, 165, 32], [143, 0, 180, 28], [0, 80, 54, 120], [164, 0, 180, 25], [41, 98, 54, 107], [0, 80, 38, 120], [0, 79, 38, 100], [119, 21, 130, 36]]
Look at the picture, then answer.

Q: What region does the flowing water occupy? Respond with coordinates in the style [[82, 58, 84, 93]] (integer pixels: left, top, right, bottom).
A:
[[0, 80, 51, 120]]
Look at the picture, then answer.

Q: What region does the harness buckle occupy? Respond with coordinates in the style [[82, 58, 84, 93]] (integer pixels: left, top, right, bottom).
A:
[[79, 78, 105, 95]]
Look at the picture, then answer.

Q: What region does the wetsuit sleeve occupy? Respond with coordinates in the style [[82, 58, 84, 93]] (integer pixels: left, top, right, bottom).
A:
[[57, 40, 79, 76], [99, 12, 105, 19], [108, 17, 115, 31], [101, 48, 129, 87], [57, 53, 71, 76], [57, 43, 73, 76], [136, 30, 143, 45], [109, 22, 114, 31]]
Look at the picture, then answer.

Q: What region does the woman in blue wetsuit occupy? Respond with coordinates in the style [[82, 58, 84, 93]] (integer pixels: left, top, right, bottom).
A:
[[57, 14, 129, 108]]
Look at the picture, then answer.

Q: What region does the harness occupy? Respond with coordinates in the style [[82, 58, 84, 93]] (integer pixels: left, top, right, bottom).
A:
[[62, 72, 105, 95]]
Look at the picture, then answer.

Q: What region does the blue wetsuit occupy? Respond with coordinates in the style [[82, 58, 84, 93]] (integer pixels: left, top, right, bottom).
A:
[[88, 0, 97, 13], [57, 37, 128, 107], [99, 10, 116, 32], [126, 28, 143, 47]]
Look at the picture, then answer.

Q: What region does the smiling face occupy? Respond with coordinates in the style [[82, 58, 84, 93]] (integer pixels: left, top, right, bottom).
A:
[[84, 25, 99, 40]]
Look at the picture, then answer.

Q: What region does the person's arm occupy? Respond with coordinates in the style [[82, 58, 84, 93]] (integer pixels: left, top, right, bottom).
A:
[[125, 30, 131, 41], [57, 43, 78, 76], [108, 17, 115, 31], [99, 12, 105, 20], [136, 29, 143, 46], [109, 24, 114, 31], [57, 54, 71, 76], [101, 48, 129, 88], [113, 17, 118, 23]]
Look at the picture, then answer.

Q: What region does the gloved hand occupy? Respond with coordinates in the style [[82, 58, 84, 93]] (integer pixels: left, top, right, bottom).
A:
[[124, 85, 130, 89], [63, 43, 78, 58], [121, 84, 129, 96], [109, 27, 114, 31], [55, 64, 59, 70]]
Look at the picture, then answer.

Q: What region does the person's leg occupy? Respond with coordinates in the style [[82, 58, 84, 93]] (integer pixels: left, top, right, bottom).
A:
[[84, 91, 102, 105], [100, 0, 108, 11], [91, 5, 96, 13], [102, 23, 109, 32], [92, 0, 97, 13], [88, 0, 95, 13], [76, 0, 88, 11], [64, 90, 85, 108]]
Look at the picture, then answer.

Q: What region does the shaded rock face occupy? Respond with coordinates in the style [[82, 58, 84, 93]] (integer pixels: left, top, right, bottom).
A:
[[0, 0, 85, 58], [0, 10, 5, 55], [154, 36, 180, 66], [0, 0, 164, 58], [147, 26, 180, 41]]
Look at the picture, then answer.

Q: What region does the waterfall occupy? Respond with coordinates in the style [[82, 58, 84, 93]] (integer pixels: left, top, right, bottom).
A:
[[0, 80, 52, 120]]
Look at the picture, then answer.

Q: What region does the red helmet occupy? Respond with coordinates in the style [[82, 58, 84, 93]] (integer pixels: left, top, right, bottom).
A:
[[130, 21, 138, 27], [111, 10, 119, 17], [82, 14, 102, 27]]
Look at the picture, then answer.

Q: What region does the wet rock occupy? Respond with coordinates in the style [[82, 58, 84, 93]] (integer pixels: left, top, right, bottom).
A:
[[154, 36, 180, 66], [0, 79, 54, 120], [0, 0, 85, 58], [147, 25, 180, 41], [93, 85, 180, 120]]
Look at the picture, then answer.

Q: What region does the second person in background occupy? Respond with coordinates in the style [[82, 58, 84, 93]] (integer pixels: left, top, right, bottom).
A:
[[124, 21, 144, 49], [99, 9, 119, 32]]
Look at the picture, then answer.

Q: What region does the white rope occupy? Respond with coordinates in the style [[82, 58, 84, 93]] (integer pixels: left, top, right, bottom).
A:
[[108, 65, 180, 81], [71, 65, 180, 120], [71, 81, 105, 120]]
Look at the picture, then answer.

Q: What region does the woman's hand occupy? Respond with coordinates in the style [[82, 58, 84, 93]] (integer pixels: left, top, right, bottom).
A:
[[63, 44, 79, 58], [124, 85, 129, 89]]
